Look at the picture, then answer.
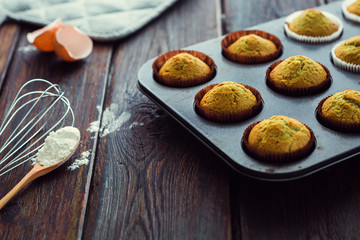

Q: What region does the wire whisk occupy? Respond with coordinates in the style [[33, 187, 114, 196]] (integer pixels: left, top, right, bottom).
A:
[[0, 79, 74, 177]]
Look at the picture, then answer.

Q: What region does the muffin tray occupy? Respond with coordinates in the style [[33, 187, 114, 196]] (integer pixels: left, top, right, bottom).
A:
[[137, 1, 360, 181]]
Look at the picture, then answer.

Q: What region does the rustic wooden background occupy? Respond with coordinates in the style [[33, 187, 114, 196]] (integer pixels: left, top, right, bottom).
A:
[[2, 0, 360, 239]]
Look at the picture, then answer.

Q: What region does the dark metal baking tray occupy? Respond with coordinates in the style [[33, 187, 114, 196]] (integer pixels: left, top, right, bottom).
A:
[[137, 1, 360, 181]]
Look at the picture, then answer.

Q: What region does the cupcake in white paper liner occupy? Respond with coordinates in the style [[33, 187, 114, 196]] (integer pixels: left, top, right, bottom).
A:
[[342, 0, 360, 23], [284, 9, 343, 43], [331, 39, 360, 73]]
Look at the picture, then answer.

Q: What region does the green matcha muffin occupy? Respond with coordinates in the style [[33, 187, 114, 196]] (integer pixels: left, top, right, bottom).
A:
[[242, 115, 315, 162], [284, 9, 342, 43], [288, 9, 338, 37], [317, 90, 360, 132], [334, 36, 360, 65], [266, 56, 331, 96], [227, 34, 277, 57], [159, 53, 210, 80], [221, 30, 283, 64], [153, 50, 216, 87], [342, 0, 360, 23], [194, 81, 262, 122], [348, 0, 360, 16], [331, 36, 360, 72]]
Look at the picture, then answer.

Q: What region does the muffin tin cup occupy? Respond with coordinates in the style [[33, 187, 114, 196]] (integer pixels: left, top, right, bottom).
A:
[[284, 10, 343, 43], [342, 0, 360, 23], [194, 83, 263, 122], [242, 121, 316, 163], [152, 50, 216, 87], [316, 96, 360, 133], [331, 41, 360, 73], [265, 60, 332, 96], [221, 30, 283, 64]]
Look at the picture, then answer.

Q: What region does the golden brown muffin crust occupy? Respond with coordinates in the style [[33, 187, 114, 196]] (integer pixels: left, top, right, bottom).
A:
[[200, 81, 257, 115], [248, 115, 311, 155], [227, 34, 277, 57], [348, 0, 360, 16], [288, 9, 338, 37], [269, 56, 327, 88], [335, 36, 360, 65], [159, 52, 211, 81], [321, 90, 360, 125]]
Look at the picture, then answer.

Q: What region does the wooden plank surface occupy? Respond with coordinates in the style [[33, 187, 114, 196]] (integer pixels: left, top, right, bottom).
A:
[[82, 0, 232, 239], [0, 25, 112, 239], [222, 0, 360, 239], [0, 22, 21, 91], [1, 0, 359, 239]]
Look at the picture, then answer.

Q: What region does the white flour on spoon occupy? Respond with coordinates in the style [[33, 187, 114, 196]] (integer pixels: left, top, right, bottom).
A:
[[36, 126, 80, 167]]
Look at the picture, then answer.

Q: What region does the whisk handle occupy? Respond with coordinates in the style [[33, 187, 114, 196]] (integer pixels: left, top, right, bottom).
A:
[[0, 164, 46, 210]]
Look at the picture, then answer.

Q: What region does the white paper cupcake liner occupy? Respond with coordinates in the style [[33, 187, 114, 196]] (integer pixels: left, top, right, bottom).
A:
[[284, 10, 343, 43], [342, 0, 360, 23], [331, 40, 360, 73]]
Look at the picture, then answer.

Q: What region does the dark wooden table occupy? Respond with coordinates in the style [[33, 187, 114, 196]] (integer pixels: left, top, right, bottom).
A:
[[1, 0, 360, 239]]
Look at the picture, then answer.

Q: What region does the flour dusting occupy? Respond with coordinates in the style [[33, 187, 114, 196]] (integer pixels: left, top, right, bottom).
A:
[[102, 111, 131, 137], [68, 150, 90, 170], [18, 45, 36, 53], [87, 105, 102, 133], [129, 122, 144, 129], [87, 120, 100, 133], [87, 104, 131, 137]]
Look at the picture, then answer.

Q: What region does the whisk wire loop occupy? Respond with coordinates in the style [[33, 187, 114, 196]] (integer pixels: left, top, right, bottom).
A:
[[0, 79, 74, 177]]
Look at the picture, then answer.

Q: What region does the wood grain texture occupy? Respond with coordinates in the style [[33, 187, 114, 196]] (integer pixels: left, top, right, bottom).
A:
[[1, 1, 357, 240], [0, 22, 21, 92], [0, 25, 112, 239], [82, 0, 232, 239], [229, 158, 360, 239], [222, 0, 360, 239]]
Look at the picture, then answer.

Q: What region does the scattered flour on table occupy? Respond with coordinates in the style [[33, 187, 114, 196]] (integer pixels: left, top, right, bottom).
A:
[[18, 45, 36, 53], [129, 122, 144, 129], [87, 120, 100, 133], [36, 126, 80, 167], [68, 150, 91, 170], [87, 104, 131, 137], [87, 105, 102, 133]]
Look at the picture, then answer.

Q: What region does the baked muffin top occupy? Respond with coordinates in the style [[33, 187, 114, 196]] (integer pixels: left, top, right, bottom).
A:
[[199, 81, 257, 115], [227, 34, 277, 57], [288, 9, 338, 37], [321, 90, 360, 125], [269, 56, 327, 89], [348, 0, 360, 16], [159, 52, 211, 81], [248, 115, 311, 155], [334, 36, 360, 65]]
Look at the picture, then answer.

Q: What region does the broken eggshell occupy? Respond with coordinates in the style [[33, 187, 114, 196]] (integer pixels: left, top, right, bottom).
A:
[[54, 25, 93, 62], [27, 19, 93, 62], [26, 18, 63, 52]]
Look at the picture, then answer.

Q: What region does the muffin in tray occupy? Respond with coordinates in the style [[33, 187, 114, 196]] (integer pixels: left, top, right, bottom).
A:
[[221, 30, 283, 64], [194, 81, 262, 122], [342, 0, 360, 23], [242, 115, 316, 162], [317, 90, 360, 132], [348, 0, 360, 15], [284, 8, 343, 43], [152, 50, 216, 87], [331, 36, 360, 73], [266, 55, 331, 96], [227, 34, 277, 57]]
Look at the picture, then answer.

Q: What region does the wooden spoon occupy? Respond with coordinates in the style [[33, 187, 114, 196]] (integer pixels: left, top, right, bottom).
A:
[[0, 139, 80, 210]]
